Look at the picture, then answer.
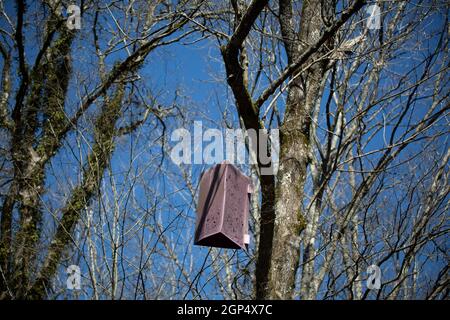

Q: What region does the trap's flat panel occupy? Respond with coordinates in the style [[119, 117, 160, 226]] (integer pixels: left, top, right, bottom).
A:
[[195, 164, 227, 243], [195, 163, 252, 249]]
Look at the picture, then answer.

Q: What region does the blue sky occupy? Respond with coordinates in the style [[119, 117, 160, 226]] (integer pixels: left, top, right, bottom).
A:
[[0, 0, 448, 299]]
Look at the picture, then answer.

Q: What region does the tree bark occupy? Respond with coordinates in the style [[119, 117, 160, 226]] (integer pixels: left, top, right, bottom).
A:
[[268, 0, 332, 299]]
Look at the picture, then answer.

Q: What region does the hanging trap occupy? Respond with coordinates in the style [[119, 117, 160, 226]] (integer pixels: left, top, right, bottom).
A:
[[194, 162, 253, 249]]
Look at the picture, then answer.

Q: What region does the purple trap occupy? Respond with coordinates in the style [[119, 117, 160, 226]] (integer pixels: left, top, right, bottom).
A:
[[195, 163, 253, 249]]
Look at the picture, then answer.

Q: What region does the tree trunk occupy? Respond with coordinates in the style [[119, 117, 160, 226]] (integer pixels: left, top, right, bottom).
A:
[[268, 0, 332, 299]]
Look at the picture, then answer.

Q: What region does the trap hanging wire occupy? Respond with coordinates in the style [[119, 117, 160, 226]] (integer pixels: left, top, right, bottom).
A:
[[194, 162, 253, 249]]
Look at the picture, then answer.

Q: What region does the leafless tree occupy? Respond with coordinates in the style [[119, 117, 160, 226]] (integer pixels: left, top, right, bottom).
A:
[[196, 0, 449, 299], [0, 0, 448, 300], [0, 0, 203, 299]]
